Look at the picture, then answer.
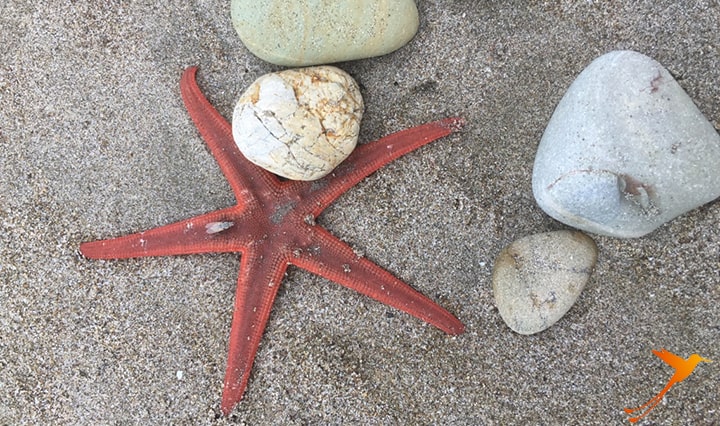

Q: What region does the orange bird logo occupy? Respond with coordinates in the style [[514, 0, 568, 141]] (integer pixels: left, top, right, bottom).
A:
[[625, 348, 712, 423]]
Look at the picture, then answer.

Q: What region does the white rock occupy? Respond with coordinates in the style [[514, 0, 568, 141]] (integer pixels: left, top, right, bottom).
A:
[[232, 66, 363, 180], [492, 231, 597, 335], [532, 50, 720, 238]]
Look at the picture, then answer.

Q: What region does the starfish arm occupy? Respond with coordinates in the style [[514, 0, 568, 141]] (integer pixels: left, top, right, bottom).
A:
[[299, 117, 465, 216], [292, 227, 464, 335], [180, 66, 280, 201], [221, 249, 288, 415], [80, 207, 248, 259]]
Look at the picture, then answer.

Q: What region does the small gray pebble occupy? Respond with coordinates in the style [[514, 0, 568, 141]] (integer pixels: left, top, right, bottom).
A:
[[492, 231, 598, 335]]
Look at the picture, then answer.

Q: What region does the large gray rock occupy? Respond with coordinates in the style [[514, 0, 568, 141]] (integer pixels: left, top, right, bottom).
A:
[[492, 231, 597, 335], [532, 50, 720, 238]]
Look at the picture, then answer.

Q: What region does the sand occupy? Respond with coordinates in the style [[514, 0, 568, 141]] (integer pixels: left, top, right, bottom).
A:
[[1, 1, 718, 424]]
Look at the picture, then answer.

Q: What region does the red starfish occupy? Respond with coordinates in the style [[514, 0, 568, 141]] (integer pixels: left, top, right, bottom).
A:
[[80, 66, 465, 415]]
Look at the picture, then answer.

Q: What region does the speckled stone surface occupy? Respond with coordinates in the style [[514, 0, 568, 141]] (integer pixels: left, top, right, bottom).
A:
[[492, 231, 598, 335], [533, 50, 720, 238], [1, 1, 718, 425], [230, 0, 419, 66]]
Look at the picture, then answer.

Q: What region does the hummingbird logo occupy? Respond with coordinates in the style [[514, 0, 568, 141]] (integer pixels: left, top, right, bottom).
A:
[[625, 348, 712, 423]]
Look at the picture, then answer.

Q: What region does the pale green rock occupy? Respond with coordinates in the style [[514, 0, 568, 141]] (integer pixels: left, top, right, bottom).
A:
[[230, 0, 419, 66]]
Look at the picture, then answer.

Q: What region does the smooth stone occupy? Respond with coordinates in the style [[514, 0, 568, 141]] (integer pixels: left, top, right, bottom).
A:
[[492, 231, 597, 335], [230, 0, 419, 66], [232, 66, 363, 181], [532, 50, 720, 238]]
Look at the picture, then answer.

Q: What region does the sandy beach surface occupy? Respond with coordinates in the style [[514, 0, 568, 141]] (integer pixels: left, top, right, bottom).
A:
[[1, 1, 718, 424]]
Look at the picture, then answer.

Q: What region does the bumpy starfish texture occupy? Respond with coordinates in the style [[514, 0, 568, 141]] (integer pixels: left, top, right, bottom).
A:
[[80, 66, 465, 415]]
